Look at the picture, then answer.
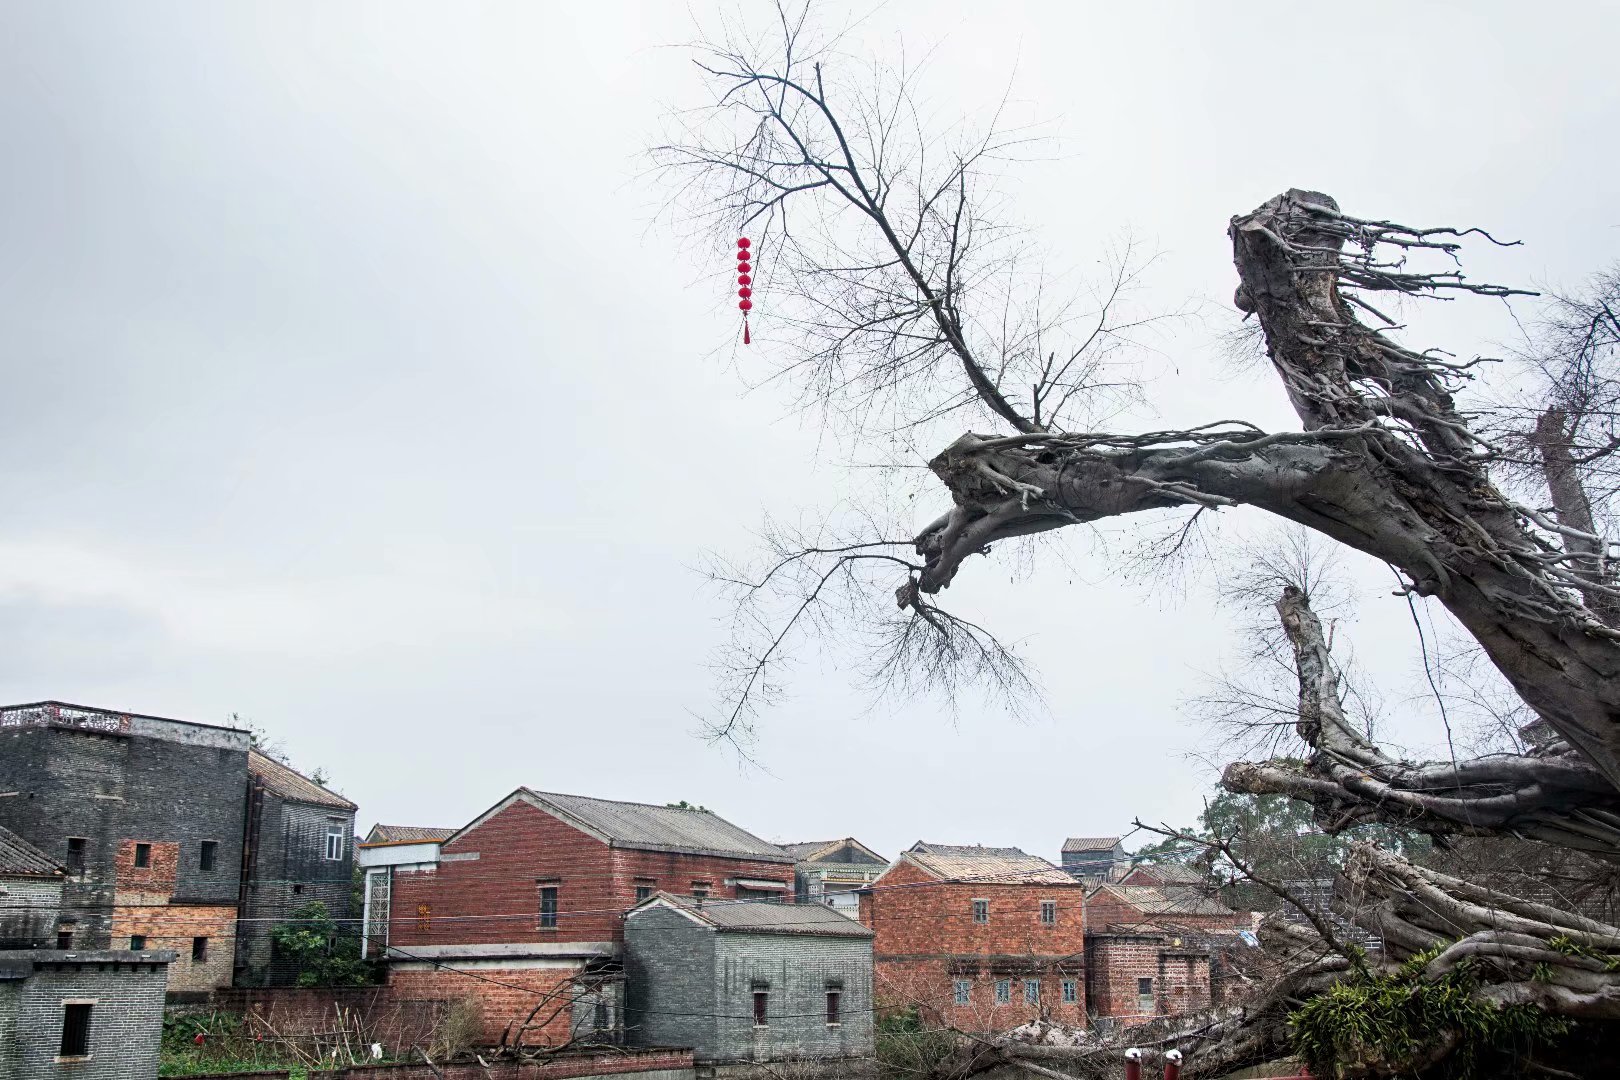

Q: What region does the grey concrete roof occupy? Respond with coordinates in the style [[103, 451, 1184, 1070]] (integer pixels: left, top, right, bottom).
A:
[[781, 838, 887, 865], [523, 789, 793, 863], [1101, 884, 1237, 917], [364, 824, 455, 845], [0, 825, 61, 879], [634, 894, 874, 938], [1061, 836, 1123, 853], [904, 842, 1076, 886], [249, 749, 357, 811]]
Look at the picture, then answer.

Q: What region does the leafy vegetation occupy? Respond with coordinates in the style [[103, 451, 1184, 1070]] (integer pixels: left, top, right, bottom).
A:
[[160, 1010, 310, 1077], [874, 1007, 963, 1079], [269, 901, 380, 987], [1289, 947, 1569, 1079]]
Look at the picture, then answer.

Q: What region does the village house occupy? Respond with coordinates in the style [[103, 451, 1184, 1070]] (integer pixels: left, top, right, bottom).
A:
[[0, 827, 64, 950], [783, 838, 887, 913], [383, 789, 797, 1049], [0, 701, 356, 995], [0, 947, 175, 1078], [1085, 877, 1252, 1021], [356, 824, 456, 958], [1059, 837, 1129, 886], [623, 892, 875, 1067], [859, 843, 1087, 1031]]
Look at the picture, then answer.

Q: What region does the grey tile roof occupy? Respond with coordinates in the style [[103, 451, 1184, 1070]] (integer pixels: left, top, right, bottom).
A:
[[364, 824, 455, 845], [782, 838, 886, 865], [1062, 836, 1123, 853], [1129, 862, 1206, 885], [0, 825, 62, 878], [904, 842, 1076, 886], [249, 750, 357, 811], [638, 894, 874, 937], [1103, 884, 1237, 918], [524, 790, 793, 863]]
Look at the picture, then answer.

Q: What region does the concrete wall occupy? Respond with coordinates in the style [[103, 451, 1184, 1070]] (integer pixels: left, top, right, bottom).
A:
[[0, 878, 62, 949], [0, 952, 171, 1080]]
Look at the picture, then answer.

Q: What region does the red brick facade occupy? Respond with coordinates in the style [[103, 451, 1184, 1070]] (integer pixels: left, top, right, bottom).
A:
[[1084, 934, 1211, 1020], [388, 964, 584, 1047], [388, 797, 794, 950], [860, 858, 1088, 1030]]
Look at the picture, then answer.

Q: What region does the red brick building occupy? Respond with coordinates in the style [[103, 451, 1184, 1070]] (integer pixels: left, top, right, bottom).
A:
[[1084, 880, 1252, 1022], [859, 843, 1087, 1031], [384, 789, 795, 1049]]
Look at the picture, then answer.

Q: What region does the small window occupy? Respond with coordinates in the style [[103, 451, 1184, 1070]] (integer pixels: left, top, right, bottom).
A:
[[1025, 980, 1040, 1004], [129, 935, 147, 951], [826, 990, 841, 1025], [1061, 979, 1078, 1004], [692, 884, 709, 907], [752, 991, 768, 1027], [594, 1001, 609, 1031], [325, 828, 345, 861], [634, 879, 655, 902], [994, 980, 1011, 1005], [953, 979, 971, 1006], [971, 898, 989, 924], [133, 843, 152, 868], [1040, 900, 1056, 925], [65, 837, 86, 873], [293, 883, 303, 895], [192, 936, 209, 962], [539, 885, 559, 929], [56, 930, 73, 950], [59, 1002, 93, 1058], [1137, 977, 1155, 1013], [200, 840, 218, 872]]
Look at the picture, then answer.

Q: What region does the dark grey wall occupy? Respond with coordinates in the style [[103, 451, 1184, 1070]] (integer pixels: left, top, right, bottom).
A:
[[624, 906, 717, 1053], [0, 725, 250, 949], [0, 953, 172, 1079], [0, 880, 62, 950], [624, 906, 874, 1063], [237, 791, 356, 985]]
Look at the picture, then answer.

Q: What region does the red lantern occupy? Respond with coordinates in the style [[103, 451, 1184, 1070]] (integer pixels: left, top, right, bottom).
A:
[[735, 237, 756, 343], [737, 237, 750, 249], [738, 274, 751, 286], [738, 287, 752, 299], [739, 299, 753, 311]]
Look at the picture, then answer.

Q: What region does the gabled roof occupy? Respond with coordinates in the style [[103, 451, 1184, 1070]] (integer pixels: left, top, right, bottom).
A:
[[781, 838, 887, 865], [901, 842, 1076, 886], [457, 789, 793, 863], [628, 892, 874, 938], [0, 825, 61, 879], [1062, 836, 1123, 854], [363, 824, 455, 846], [1125, 862, 1206, 885], [1095, 883, 1236, 918], [249, 750, 357, 811]]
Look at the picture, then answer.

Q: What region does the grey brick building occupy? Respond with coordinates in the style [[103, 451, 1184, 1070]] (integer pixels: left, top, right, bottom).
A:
[[237, 750, 358, 985], [0, 701, 357, 993], [624, 894, 874, 1065], [0, 948, 174, 1079], [0, 827, 65, 950]]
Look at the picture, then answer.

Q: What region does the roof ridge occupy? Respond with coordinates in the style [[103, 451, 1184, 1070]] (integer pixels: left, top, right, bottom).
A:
[[524, 788, 718, 814]]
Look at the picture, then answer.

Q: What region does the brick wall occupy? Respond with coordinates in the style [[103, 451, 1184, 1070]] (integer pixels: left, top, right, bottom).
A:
[[388, 962, 587, 1047], [1084, 935, 1212, 1020], [238, 793, 357, 985], [111, 901, 237, 992], [0, 878, 62, 949], [213, 986, 444, 1052], [0, 955, 171, 1079], [390, 798, 793, 951], [860, 860, 1086, 1030]]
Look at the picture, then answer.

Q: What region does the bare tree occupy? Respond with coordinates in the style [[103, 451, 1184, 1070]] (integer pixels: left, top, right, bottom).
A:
[[666, 8, 1620, 1076]]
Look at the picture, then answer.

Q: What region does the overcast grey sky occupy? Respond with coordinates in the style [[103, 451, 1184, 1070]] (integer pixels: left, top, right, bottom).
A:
[[0, 2, 1615, 862]]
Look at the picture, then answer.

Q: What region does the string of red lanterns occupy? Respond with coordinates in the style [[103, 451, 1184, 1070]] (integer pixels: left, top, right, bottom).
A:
[[737, 236, 753, 345]]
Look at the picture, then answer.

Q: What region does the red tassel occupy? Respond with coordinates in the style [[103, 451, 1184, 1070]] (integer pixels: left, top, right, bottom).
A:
[[743, 318, 751, 345]]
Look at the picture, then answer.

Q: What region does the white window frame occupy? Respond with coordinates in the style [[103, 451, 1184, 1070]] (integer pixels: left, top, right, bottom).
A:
[[994, 979, 1011, 1005], [1039, 900, 1056, 925], [1061, 979, 1078, 1004], [971, 898, 989, 924], [1024, 980, 1040, 1004], [325, 828, 346, 862], [953, 979, 971, 1006]]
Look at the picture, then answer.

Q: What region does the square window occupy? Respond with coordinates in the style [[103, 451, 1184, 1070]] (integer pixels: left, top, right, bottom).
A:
[[133, 843, 151, 868], [1025, 980, 1040, 1004], [56, 930, 73, 950], [200, 840, 218, 872], [635, 885, 653, 902], [65, 837, 86, 873], [826, 990, 841, 1025], [753, 991, 768, 1027], [953, 979, 971, 1006], [1061, 979, 1078, 1004], [692, 884, 709, 907], [192, 936, 209, 962], [971, 898, 989, 924], [1137, 977, 1153, 996], [59, 1002, 92, 1058], [994, 980, 1011, 1005], [129, 935, 147, 951], [325, 828, 345, 861], [1040, 900, 1056, 925], [539, 885, 559, 929]]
